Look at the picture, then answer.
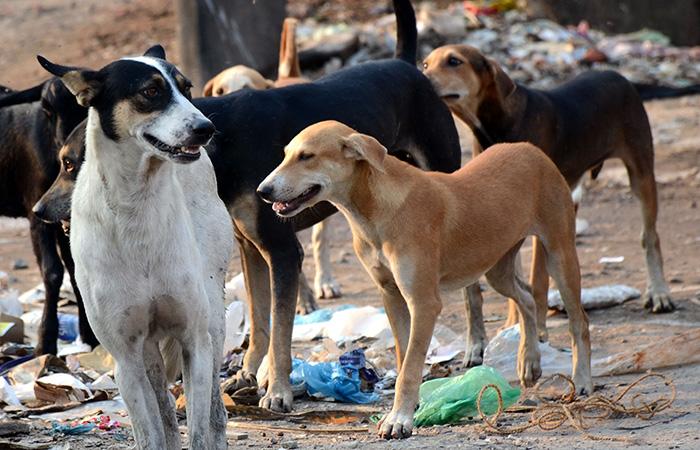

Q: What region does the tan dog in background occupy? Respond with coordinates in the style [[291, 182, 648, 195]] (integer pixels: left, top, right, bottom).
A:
[[204, 18, 341, 305], [423, 45, 672, 363], [257, 121, 592, 439], [203, 18, 308, 96]]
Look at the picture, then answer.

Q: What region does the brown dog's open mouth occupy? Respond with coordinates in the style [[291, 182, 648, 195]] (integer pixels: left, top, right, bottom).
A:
[[144, 134, 201, 161], [272, 185, 321, 216]]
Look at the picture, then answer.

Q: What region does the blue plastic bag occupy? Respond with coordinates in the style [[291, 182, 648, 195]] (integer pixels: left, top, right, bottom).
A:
[[293, 305, 354, 325], [289, 349, 379, 404]]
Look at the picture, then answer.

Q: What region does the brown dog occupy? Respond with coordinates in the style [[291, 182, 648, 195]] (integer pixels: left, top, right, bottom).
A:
[[257, 121, 592, 439], [423, 45, 672, 361], [203, 17, 341, 305], [203, 18, 307, 96]]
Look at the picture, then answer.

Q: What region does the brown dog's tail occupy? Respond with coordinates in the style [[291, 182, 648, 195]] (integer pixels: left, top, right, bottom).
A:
[[278, 18, 302, 79], [633, 82, 700, 101], [393, 0, 417, 64]]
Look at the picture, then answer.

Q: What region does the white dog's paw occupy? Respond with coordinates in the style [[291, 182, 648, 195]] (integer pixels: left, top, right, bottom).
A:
[[314, 276, 341, 299], [461, 340, 485, 368], [378, 409, 414, 439], [259, 381, 293, 413], [643, 287, 674, 313]]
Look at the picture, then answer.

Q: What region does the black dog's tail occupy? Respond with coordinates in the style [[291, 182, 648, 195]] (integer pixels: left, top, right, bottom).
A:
[[0, 81, 46, 108], [393, 0, 417, 64], [634, 82, 700, 101]]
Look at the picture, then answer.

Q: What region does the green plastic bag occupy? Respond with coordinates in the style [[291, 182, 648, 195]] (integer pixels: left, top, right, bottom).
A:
[[414, 365, 520, 427]]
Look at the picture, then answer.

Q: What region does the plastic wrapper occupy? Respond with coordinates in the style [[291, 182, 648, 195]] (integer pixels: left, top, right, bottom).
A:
[[414, 365, 520, 427]]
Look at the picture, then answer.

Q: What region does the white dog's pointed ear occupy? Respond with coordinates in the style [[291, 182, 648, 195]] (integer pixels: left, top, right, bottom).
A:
[[341, 133, 387, 173], [37, 56, 102, 107], [144, 44, 166, 60]]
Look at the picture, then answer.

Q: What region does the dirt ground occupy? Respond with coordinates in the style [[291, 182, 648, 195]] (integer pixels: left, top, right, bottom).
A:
[[1, 0, 699, 449]]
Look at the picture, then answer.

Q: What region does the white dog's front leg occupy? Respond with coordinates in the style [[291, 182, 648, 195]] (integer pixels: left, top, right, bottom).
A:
[[182, 327, 214, 450], [113, 350, 170, 449]]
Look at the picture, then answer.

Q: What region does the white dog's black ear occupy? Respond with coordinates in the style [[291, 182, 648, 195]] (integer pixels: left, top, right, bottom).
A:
[[37, 56, 102, 107], [342, 133, 387, 173], [144, 45, 166, 60]]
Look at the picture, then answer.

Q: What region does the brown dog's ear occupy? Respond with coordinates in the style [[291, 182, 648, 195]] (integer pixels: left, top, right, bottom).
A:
[[341, 133, 387, 173], [37, 56, 102, 107], [487, 57, 516, 103], [202, 78, 215, 97]]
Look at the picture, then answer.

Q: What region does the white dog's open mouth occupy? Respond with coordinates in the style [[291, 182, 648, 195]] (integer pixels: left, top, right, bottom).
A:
[[144, 134, 201, 161], [272, 185, 321, 216]]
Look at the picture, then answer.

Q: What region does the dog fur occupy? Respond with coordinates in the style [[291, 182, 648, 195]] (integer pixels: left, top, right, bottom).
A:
[[258, 121, 592, 439], [203, 16, 340, 306], [39, 46, 233, 450], [0, 78, 94, 354], [423, 45, 672, 366]]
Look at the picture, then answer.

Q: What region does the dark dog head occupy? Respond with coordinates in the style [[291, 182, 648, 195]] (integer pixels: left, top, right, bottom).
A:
[[38, 45, 215, 164], [32, 120, 86, 231], [0, 78, 87, 149], [40, 78, 88, 149]]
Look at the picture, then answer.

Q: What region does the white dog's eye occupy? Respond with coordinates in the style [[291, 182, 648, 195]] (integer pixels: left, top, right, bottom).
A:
[[422, 62, 428, 69]]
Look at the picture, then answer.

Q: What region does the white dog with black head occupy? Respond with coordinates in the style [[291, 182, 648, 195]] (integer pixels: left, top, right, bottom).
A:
[[38, 46, 233, 450]]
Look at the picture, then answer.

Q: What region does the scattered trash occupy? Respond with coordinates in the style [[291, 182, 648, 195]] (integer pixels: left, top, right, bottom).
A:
[[223, 301, 248, 355], [224, 273, 246, 305], [11, 259, 28, 270], [289, 349, 379, 404], [0, 289, 21, 317], [548, 284, 641, 311], [599, 256, 625, 264], [414, 365, 520, 427], [477, 373, 675, 442], [73, 346, 115, 374], [51, 420, 95, 435], [57, 314, 79, 343]]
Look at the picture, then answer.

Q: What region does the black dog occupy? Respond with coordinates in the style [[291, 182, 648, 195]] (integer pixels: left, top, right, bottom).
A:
[[37, 0, 460, 412], [0, 79, 95, 355]]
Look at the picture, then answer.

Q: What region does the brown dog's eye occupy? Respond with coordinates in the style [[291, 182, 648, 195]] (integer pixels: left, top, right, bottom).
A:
[[142, 86, 159, 98], [447, 57, 463, 67], [63, 158, 74, 173], [298, 152, 314, 162], [215, 88, 224, 96], [422, 62, 428, 69]]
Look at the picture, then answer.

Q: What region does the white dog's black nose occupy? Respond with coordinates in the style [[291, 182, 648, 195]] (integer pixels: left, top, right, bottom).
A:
[[191, 119, 216, 140], [257, 185, 274, 202]]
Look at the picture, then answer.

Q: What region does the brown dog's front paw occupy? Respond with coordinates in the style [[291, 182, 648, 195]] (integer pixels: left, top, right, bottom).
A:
[[378, 410, 414, 440], [259, 381, 293, 413], [314, 276, 341, 299], [517, 356, 542, 387], [643, 289, 674, 313], [462, 341, 485, 368]]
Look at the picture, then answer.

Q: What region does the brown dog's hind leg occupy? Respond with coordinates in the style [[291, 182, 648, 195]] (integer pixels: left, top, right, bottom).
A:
[[530, 237, 550, 342], [541, 237, 593, 395], [625, 160, 673, 312], [463, 283, 487, 367], [485, 244, 542, 387], [296, 273, 318, 315]]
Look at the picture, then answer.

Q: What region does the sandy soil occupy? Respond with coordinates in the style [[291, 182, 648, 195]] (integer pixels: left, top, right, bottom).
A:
[[0, 1, 699, 449]]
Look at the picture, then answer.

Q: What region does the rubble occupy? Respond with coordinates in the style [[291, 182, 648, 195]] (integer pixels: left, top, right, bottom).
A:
[[296, 2, 700, 89]]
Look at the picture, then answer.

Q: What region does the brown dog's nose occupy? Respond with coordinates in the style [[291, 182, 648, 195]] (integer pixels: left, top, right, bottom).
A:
[[256, 185, 274, 203]]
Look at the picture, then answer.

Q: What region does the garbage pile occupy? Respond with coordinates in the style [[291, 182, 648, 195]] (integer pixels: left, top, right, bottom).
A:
[[295, 1, 700, 89]]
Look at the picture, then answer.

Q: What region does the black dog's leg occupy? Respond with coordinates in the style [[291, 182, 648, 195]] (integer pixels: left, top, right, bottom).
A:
[[56, 232, 99, 347], [30, 217, 62, 355], [257, 218, 302, 413]]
